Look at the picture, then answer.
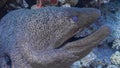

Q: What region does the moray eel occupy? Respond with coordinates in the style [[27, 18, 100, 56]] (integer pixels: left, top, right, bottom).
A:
[[0, 7, 110, 68]]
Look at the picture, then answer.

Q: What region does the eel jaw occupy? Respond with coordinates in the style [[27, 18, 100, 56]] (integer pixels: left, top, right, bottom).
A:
[[62, 26, 110, 57]]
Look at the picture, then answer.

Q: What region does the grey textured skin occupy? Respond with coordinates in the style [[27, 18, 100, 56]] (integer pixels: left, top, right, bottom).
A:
[[0, 7, 110, 68]]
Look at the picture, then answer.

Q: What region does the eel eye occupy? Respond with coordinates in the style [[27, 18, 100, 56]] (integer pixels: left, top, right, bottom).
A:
[[71, 16, 78, 23]]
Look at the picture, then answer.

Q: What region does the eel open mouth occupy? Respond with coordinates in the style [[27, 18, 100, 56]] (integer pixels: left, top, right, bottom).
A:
[[56, 25, 110, 49], [56, 31, 87, 49]]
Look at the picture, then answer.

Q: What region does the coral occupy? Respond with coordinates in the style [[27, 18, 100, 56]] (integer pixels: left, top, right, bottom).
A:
[[71, 52, 97, 68], [71, 61, 82, 68], [107, 65, 120, 68], [80, 52, 97, 67], [0, 7, 110, 68], [71, 45, 115, 68], [112, 39, 120, 50], [110, 51, 120, 66]]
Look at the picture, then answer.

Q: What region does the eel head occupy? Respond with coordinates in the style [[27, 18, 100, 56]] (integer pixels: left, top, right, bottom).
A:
[[0, 7, 110, 68]]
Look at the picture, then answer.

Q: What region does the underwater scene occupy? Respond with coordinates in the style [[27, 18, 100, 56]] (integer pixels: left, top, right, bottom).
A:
[[0, 0, 120, 68]]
